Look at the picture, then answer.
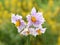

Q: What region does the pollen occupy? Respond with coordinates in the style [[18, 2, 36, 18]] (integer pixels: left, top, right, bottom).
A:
[[31, 16, 36, 23], [15, 19, 21, 27], [36, 29, 41, 35]]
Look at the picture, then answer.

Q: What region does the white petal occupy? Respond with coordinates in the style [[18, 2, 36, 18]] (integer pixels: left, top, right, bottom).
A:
[[29, 28, 37, 36], [11, 14, 15, 19], [26, 14, 31, 19], [20, 27, 29, 36], [33, 24, 40, 27], [18, 28, 21, 32], [17, 23, 26, 33], [11, 14, 16, 23], [38, 25, 46, 33], [20, 30, 27, 35], [41, 28, 46, 33], [31, 7, 36, 15], [24, 27, 28, 31], [37, 12, 43, 15], [16, 14, 22, 19]]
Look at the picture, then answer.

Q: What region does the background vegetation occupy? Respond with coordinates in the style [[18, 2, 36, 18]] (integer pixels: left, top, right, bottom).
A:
[[0, 0, 60, 45]]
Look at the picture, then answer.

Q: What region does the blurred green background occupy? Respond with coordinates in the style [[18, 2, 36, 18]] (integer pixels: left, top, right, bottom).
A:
[[0, 0, 60, 45]]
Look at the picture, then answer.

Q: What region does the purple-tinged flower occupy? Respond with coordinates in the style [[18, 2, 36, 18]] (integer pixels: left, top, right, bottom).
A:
[[26, 7, 45, 27], [28, 25, 46, 36], [20, 27, 30, 36], [11, 14, 26, 32], [28, 28, 37, 36], [35, 25, 46, 35]]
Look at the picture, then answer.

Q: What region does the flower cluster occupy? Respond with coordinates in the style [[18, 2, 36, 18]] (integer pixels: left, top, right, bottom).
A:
[[11, 7, 46, 36]]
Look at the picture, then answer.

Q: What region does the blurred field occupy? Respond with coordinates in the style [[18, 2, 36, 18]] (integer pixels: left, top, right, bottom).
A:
[[0, 0, 60, 45]]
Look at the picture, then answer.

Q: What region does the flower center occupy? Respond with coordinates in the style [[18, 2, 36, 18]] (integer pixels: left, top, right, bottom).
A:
[[31, 16, 36, 23], [36, 29, 41, 35], [26, 31, 30, 34], [15, 19, 21, 27]]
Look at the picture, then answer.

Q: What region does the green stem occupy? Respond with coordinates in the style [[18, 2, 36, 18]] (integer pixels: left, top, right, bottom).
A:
[[27, 35, 30, 45]]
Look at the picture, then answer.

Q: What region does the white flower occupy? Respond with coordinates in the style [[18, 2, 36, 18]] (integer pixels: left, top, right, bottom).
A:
[[29, 28, 37, 36], [28, 25, 46, 36], [11, 7, 46, 36], [26, 7, 45, 27], [11, 14, 26, 32], [20, 27, 30, 36]]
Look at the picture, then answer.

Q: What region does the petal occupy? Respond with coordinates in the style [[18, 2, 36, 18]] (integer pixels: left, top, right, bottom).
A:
[[20, 27, 28, 36], [31, 7, 36, 15], [37, 12, 43, 17], [11, 14, 17, 24], [26, 14, 31, 22], [16, 14, 22, 20], [17, 22, 25, 32], [20, 30, 27, 35], [18, 28, 21, 32], [36, 13, 45, 24], [39, 25, 46, 33], [33, 22, 40, 27], [29, 28, 37, 36], [26, 15, 33, 27], [27, 22, 32, 27], [41, 28, 46, 33]]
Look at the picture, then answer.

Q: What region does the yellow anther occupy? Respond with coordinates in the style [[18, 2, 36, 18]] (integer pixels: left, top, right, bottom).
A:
[[15, 19, 21, 27], [31, 16, 36, 23], [36, 29, 41, 35]]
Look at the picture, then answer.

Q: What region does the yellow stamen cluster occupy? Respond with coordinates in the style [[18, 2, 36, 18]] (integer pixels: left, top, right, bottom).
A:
[[15, 20, 21, 27], [31, 16, 36, 23], [36, 29, 41, 35]]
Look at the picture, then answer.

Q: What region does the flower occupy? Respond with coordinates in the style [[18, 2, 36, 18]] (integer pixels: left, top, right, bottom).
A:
[[26, 7, 45, 27], [20, 25, 46, 36], [29, 25, 46, 36], [11, 14, 26, 32], [11, 7, 46, 36], [28, 28, 37, 36], [35, 26, 46, 34], [20, 27, 30, 36]]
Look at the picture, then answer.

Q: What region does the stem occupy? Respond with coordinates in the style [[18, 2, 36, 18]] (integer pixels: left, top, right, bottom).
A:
[[27, 35, 30, 45]]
